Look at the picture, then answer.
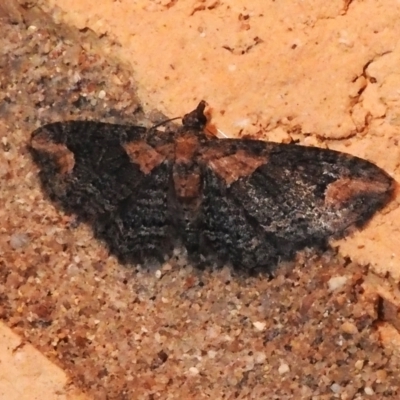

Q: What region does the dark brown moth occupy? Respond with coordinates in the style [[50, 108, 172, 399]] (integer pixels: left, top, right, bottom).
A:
[[29, 101, 394, 272]]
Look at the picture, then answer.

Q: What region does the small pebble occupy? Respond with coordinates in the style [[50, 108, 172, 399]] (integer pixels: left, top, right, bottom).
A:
[[278, 363, 290, 374], [364, 386, 375, 396], [341, 321, 358, 335], [253, 321, 266, 331], [207, 350, 217, 359], [376, 369, 387, 383], [188, 367, 199, 375], [328, 276, 348, 291], [330, 383, 342, 393], [254, 352, 266, 364], [9, 233, 29, 249], [354, 359, 364, 370]]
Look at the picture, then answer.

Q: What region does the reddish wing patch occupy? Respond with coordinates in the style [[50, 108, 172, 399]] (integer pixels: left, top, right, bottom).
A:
[[206, 149, 268, 185], [123, 141, 166, 174], [30, 132, 75, 175], [325, 178, 391, 208]]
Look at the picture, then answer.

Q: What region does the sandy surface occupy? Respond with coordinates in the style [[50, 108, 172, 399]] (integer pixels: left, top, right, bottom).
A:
[[0, 1, 400, 399]]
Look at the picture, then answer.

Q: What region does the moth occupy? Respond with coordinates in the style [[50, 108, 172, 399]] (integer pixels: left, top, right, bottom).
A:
[[29, 101, 394, 272]]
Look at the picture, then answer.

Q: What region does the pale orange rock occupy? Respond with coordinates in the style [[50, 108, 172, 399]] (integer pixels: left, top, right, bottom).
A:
[[377, 323, 400, 353], [37, 0, 400, 280], [0, 322, 89, 400]]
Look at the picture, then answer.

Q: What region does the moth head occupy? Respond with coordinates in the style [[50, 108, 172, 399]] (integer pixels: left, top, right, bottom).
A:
[[182, 100, 208, 130]]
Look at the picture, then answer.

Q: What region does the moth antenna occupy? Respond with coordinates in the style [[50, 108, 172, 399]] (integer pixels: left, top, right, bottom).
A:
[[150, 116, 181, 130]]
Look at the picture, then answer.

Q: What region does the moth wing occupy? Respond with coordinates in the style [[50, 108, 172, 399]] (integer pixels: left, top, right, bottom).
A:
[[29, 121, 175, 263], [199, 139, 394, 271]]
